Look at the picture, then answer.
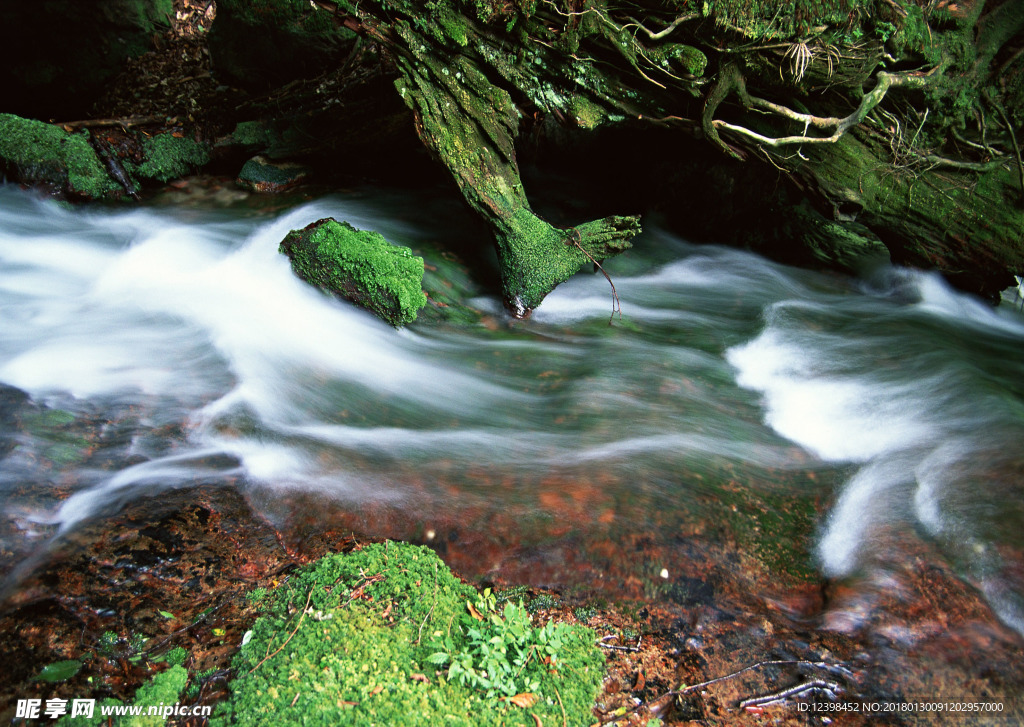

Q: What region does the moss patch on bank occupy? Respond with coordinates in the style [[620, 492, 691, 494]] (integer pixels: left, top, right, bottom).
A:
[[279, 218, 428, 326], [128, 133, 210, 184], [0, 114, 119, 200], [213, 542, 604, 726]]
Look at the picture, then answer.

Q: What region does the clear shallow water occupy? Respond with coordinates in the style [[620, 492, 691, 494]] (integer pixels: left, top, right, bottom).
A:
[[2, 184, 1024, 633]]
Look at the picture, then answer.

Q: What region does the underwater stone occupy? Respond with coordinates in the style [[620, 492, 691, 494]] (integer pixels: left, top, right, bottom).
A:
[[279, 218, 427, 326]]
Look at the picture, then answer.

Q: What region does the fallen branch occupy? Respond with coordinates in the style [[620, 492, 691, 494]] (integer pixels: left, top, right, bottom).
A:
[[739, 678, 841, 708], [597, 634, 640, 652], [57, 115, 173, 130], [599, 659, 846, 725]]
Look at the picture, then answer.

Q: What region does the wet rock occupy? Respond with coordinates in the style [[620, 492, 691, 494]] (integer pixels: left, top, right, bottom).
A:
[[236, 155, 310, 193], [279, 218, 427, 326], [0, 384, 29, 459]]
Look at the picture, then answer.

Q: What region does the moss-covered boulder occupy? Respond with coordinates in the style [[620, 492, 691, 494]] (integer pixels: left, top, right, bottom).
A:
[[279, 218, 428, 326], [213, 542, 604, 726], [0, 114, 119, 200], [126, 132, 210, 184]]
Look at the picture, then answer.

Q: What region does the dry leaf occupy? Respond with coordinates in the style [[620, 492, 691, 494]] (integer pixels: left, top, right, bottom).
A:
[[410, 673, 430, 683], [507, 693, 539, 708], [531, 714, 543, 727], [467, 602, 484, 620], [370, 685, 384, 696], [632, 670, 646, 692]]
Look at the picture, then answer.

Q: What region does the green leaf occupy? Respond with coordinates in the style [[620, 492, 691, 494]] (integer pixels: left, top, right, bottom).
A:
[[35, 660, 82, 682], [426, 652, 450, 665], [158, 610, 175, 619]]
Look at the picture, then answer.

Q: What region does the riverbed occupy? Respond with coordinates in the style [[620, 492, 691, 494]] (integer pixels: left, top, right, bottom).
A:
[[2, 181, 1023, 721]]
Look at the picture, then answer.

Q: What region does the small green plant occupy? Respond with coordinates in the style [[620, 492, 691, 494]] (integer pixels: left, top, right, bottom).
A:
[[98, 631, 120, 656], [495, 584, 530, 605], [428, 589, 577, 698], [526, 593, 560, 613], [573, 606, 596, 623], [162, 647, 188, 667]]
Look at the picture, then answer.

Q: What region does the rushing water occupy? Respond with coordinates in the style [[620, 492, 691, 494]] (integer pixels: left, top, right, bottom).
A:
[[2, 182, 1024, 639]]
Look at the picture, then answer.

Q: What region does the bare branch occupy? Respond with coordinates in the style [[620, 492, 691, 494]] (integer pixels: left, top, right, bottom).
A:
[[626, 13, 698, 40]]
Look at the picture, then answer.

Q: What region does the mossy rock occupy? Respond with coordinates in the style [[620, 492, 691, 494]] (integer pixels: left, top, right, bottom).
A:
[[279, 218, 428, 326], [236, 155, 310, 193], [127, 132, 211, 184], [213, 542, 605, 726], [0, 114, 119, 200]]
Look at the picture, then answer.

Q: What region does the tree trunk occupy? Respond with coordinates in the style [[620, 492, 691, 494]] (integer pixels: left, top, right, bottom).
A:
[[223, 0, 1024, 307]]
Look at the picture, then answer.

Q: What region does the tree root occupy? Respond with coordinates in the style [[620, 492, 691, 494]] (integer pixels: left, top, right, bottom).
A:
[[710, 66, 942, 151]]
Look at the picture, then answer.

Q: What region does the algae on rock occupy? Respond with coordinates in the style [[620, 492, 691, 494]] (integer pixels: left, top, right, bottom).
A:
[[279, 218, 428, 326]]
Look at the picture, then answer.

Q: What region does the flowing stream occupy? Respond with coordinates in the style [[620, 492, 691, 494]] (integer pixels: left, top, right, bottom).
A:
[[2, 182, 1024, 642]]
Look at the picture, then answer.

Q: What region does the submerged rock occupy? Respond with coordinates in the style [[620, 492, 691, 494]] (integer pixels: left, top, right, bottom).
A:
[[279, 218, 427, 326]]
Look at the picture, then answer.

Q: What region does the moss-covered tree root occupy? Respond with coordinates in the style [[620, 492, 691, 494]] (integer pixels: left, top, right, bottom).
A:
[[392, 34, 640, 315]]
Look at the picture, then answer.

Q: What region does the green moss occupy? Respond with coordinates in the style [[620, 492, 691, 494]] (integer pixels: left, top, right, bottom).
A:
[[126, 666, 189, 727], [131, 133, 210, 183], [697, 0, 870, 40], [229, 120, 280, 149], [214, 542, 604, 726], [646, 44, 707, 77], [19, 408, 92, 466], [279, 219, 428, 326], [162, 647, 189, 666], [0, 114, 119, 199]]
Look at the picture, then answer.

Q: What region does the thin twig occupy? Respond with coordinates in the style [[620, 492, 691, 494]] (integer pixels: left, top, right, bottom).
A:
[[713, 66, 942, 149], [554, 686, 567, 727], [625, 13, 698, 40], [414, 564, 439, 645], [566, 231, 622, 324], [739, 679, 841, 708], [248, 589, 314, 675]]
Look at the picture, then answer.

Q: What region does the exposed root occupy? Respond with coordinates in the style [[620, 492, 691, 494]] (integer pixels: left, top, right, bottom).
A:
[[712, 66, 942, 150], [625, 13, 698, 40]]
